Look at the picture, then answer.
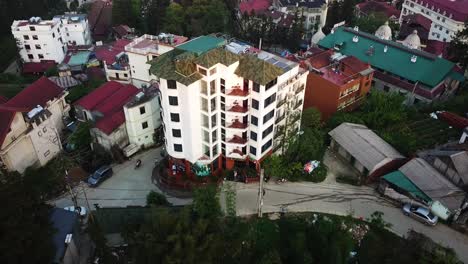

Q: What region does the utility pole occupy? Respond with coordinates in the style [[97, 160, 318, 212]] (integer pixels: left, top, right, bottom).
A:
[[80, 184, 94, 222], [257, 169, 264, 218]]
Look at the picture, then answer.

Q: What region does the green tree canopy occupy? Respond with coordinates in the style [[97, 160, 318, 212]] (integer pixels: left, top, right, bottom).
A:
[[448, 21, 468, 69], [192, 184, 221, 218], [301, 107, 322, 130], [162, 2, 185, 35]]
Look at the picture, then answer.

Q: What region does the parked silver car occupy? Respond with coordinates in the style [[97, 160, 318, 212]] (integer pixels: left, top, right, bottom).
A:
[[402, 203, 438, 226]]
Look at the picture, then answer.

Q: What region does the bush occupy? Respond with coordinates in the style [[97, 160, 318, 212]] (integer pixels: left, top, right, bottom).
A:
[[146, 191, 169, 206]]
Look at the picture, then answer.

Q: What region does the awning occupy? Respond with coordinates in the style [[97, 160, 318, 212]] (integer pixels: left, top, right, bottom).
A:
[[383, 171, 431, 202]]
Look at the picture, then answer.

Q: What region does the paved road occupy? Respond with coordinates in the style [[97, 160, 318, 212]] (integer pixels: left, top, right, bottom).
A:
[[52, 147, 192, 209], [232, 181, 468, 263]]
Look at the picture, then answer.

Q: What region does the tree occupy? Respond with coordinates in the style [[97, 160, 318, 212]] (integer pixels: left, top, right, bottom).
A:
[[263, 155, 286, 178], [192, 184, 221, 218], [185, 0, 231, 36], [69, 121, 92, 149], [341, 0, 357, 25], [163, 3, 185, 35], [301, 107, 322, 130], [144, 0, 171, 34], [448, 21, 468, 69], [112, 0, 138, 27], [359, 91, 407, 129], [146, 190, 169, 206], [0, 171, 55, 264], [69, 0, 79, 11], [354, 12, 400, 34]]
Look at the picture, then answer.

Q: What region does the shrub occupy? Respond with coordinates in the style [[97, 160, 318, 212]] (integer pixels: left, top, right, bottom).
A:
[[146, 191, 169, 206]]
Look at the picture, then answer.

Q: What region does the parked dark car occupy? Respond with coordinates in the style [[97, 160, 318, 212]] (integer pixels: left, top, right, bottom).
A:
[[87, 165, 113, 187]]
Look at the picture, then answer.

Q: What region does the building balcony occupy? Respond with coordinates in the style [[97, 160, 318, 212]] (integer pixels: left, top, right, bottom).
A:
[[228, 148, 247, 159], [294, 100, 303, 109], [227, 119, 248, 129], [277, 98, 287, 108], [275, 114, 286, 124], [227, 135, 248, 145], [227, 104, 249, 113], [295, 84, 305, 94], [227, 86, 249, 97]]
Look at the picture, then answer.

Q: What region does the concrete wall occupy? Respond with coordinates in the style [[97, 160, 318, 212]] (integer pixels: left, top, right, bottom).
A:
[[124, 96, 161, 147]]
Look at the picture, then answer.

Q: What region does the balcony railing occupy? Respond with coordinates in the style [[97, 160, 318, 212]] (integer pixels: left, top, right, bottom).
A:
[[277, 98, 286, 108], [295, 84, 305, 94], [227, 120, 248, 129], [227, 87, 249, 97], [227, 104, 249, 113], [229, 148, 246, 157], [294, 100, 303, 109], [227, 135, 248, 145], [275, 114, 285, 124]]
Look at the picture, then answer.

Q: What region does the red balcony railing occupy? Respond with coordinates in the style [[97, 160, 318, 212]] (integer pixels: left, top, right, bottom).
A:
[[228, 104, 249, 113], [227, 87, 249, 96], [228, 135, 248, 144], [230, 148, 246, 156], [227, 119, 248, 129]]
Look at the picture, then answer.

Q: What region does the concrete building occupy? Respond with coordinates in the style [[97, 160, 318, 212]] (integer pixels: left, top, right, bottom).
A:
[[318, 26, 464, 104], [11, 14, 91, 63], [125, 34, 188, 88], [96, 39, 132, 83], [75, 81, 139, 150], [273, 0, 328, 35], [329, 123, 406, 182], [294, 48, 374, 120], [150, 35, 307, 176], [124, 87, 161, 148], [400, 0, 468, 43], [0, 77, 70, 173]]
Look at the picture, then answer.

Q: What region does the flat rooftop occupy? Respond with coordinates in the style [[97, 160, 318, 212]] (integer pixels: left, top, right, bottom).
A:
[[53, 13, 87, 23], [177, 36, 227, 55], [125, 34, 188, 55]]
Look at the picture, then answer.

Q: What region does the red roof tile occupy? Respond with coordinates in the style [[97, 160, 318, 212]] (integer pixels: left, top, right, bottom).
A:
[[95, 39, 131, 65], [239, 0, 271, 14], [76, 81, 139, 134], [113, 24, 132, 38], [356, 1, 400, 18], [0, 77, 64, 146], [22, 60, 56, 74], [437, 111, 468, 129]]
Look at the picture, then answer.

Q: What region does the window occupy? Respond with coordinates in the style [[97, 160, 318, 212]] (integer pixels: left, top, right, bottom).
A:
[[209, 67, 216, 75], [174, 144, 183, 152], [210, 80, 216, 95], [170, 113, 180, 122], [201, 80, 208, 95], [25, 44, 31, 50], [263, 109, 275, 123], [250, 146, 257, 155], [142, 121, 148, 129], [169, 96, 178, 106], [220, 78, 225, 94], [265, 78, 277, 91], [23, 35, 29, 40], [250, 131, 257, 141], [201, 97, 208, 112], [172, 129, 181, 137], [210, 97, 217, 111], [52, 33, 55, 38], [167, 80, 177, 89], [251, 115, 258, 126], [44, 150, 50, 157], [38, 54, 44, 59], [212, 130, 217, 142], [35, 44, 41, 49], [253, 82, 260, 92], [264, 93, 276, 107], [124, 73, 128, 77], [32, 35, 38, 40], [198, 67, 207, 75], [261, 139, 272, 153], [29, 26, 35, 31], [252, 99, 259, 110], [139, 106, 146, 115], [211, 114, 217, 127], [262, 124, 274, 138], [28, 54, 34, 59]]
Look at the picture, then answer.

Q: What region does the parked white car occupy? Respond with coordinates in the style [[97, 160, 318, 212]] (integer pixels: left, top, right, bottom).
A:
[[402, 203, 438, 226], [64, 206, 87, 217]]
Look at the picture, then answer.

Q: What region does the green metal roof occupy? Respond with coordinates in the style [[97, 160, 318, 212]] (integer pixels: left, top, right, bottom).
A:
[[383, 171, 431, 202], [68, 51, 91, 66], [318, 27, 457, 88], [177, 36, 226, 56]]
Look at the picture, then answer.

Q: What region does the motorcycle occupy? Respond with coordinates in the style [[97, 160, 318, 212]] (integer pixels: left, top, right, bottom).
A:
[[275, 178, 287, 184], [135, 159, 142, 169]]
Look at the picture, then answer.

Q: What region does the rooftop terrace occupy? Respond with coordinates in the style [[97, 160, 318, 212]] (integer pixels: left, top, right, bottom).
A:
[[125, 34, 188, 55]]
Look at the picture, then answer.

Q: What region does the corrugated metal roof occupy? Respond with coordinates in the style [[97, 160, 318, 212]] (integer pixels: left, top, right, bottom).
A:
[[399, 158, 465, 211], [383, 171, 431, 202], [329, 123, 404, 172]]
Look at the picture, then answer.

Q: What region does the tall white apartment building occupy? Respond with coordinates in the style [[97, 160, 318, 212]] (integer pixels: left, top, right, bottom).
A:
[[150, 36, 307, 175], [400, 0, 468, 42], [11, 14, 91, 63], [125, 34, 188, 88]]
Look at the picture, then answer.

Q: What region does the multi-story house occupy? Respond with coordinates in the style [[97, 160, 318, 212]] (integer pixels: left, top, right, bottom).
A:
[[400, 0, 468, 42], [273, 0, 328, 36], [75, 81, 139, 150], [125, 34, 188, 88], [11, 13, 91, 63], [295, 48, 374, 120], [318, 26, 464, 105], [97, 39, 132, 83], [0, 77, 70, 173], [124, 87, 161, 148], [150, 35, 307, 176]]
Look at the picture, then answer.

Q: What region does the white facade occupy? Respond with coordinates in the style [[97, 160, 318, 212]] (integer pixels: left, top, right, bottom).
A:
[[157, 43, 307, 167], [400, 0, 466, 42], [12, 14, 91, 63], [125, 34, 187, 88], [0, 93, 69, 173], [124, 92, 161, 147], [275, 0, 328, 33], [104, 63, 131, 84]]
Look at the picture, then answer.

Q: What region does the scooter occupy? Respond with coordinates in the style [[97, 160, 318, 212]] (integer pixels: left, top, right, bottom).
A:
[[135, 159, 142, 169], [276, 178, 287, 184]]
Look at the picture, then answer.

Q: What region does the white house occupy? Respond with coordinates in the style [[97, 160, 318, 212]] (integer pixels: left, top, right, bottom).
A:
[[400, 0, 467, 42], [150, 36, 307, 174], [125, 33, 188, 88], [124, 87, 161, 148], [273, 0, 328, 35], [11, 13, 91, 63], [0, 77, 70, 173]]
